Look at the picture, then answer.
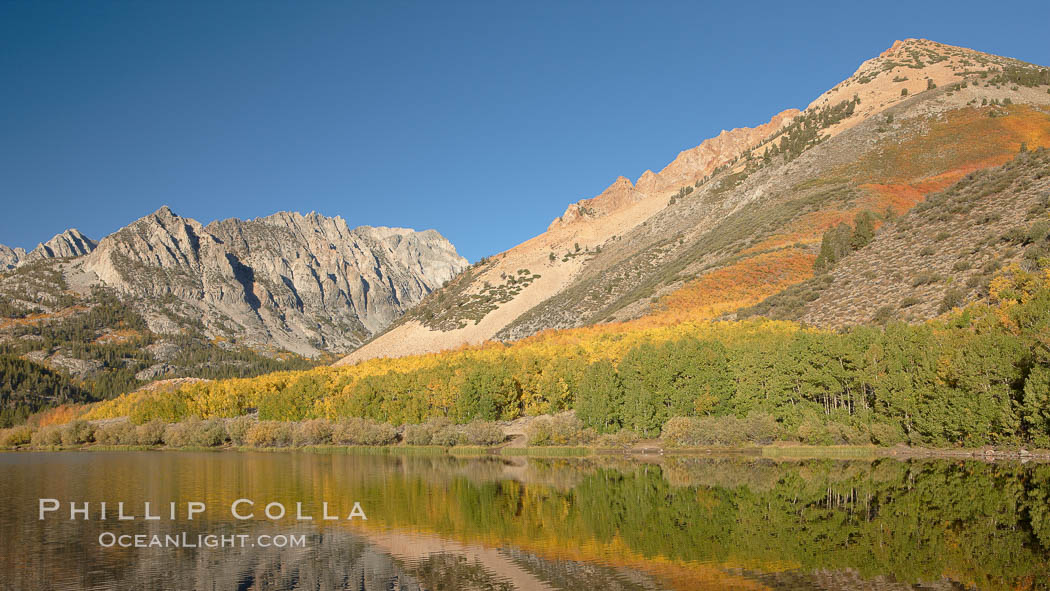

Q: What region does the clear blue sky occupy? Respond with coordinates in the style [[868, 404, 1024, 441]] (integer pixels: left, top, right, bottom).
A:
[[2, 1, 1049, 262]]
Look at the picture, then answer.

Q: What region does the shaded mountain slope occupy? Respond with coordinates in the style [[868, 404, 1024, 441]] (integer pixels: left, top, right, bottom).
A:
[[741, 147, 1050, 326]]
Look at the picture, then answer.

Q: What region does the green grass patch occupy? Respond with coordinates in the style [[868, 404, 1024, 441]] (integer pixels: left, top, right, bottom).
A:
[[235, 445, 453, 456], [761, 445, 883, 459], [501, 446, 591, 457], [447, 446, 492, 456]]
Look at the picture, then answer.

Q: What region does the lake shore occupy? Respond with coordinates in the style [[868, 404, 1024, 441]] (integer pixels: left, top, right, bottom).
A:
[[6, 412, 1050, 461], [6, 439, 1050, 462]]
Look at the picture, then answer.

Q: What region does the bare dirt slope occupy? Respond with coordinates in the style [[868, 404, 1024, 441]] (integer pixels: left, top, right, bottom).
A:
[[338, 109, 798, 364], [340, 39, 1050, 365]]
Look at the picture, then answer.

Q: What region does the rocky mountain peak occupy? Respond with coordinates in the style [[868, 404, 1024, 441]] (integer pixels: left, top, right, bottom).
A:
[[75, 207, 467, 356], [343, 38, 1050, 365], [0, 228, 98, 269], [0, 244, 27, 271], [549, 175, 638, 229], [550, 38, 1025, 235], [804, 38, 1035, 138], [25, 228, 97, 262], [635, 170, 661, 194], [549, 109, 799, 231]]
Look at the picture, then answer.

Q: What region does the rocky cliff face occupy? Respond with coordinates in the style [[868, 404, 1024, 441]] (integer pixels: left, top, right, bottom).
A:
[[549, 109, 799, 229], [2, 206, 464, 400], [25, 229, 97, 262], [73, 206, 467, 355], [0, 228, 97, 269], [0, 244, 26, 271]]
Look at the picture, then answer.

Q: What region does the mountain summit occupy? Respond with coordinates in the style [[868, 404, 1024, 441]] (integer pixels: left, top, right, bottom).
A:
[[1, 208, 467, 361], [340, 38, 1050, 364], [0, 228, 97, 269], [550, 109, 799, 230]]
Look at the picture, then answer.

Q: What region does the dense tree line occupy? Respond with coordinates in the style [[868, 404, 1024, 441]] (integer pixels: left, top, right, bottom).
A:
[[87, 262, 1050, 449], [0, 355, 95, 427], [582, 265, 1050, 445], [767, 96, 860, 161], [0, 287, 321, 413], [813, 210, 877, 271], [7, 289, 149, 349], [989, 64, 1050, 88]]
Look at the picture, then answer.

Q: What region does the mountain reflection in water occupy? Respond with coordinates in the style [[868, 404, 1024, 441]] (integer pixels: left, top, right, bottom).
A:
[[1, 451, 1046, 590]]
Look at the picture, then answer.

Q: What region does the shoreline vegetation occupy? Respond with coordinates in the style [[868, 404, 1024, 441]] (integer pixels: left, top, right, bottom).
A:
[[4, 252, 1050, 460], [3, 413, 1050, 461], [53, 264, 1050, 450]]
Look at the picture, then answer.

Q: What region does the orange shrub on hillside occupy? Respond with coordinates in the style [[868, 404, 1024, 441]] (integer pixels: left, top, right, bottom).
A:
[[851, 105, 1050, 184], [32, 404, 81, 428], [0, 305, 88, 329], [749, 107, 1050, 259], [744, 210, 855, 254], [652, 248, 816, 323], [94, 329, 143, 345]]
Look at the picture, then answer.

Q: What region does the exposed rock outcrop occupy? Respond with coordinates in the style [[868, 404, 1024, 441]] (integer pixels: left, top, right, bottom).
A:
[[0, 229, 98, 270], [0, 244, 26, 270], [76, 206, 467, 355], [25, 228, 97, 262], [549, 109, 799, 230]]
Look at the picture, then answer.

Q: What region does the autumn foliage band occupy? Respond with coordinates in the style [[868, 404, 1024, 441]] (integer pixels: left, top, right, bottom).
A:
[[37, 262, 1048, 450]]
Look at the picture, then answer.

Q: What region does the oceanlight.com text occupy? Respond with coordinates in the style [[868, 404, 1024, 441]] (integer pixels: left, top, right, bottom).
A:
[[97, 532, 307, 549]]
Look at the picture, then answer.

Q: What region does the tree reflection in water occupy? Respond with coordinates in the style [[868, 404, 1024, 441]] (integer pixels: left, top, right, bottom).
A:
[[1, 451, 1048, 590]]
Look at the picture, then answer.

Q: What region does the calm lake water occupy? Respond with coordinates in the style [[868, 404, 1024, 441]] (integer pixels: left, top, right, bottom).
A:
[[1, 451, 1048, 591]]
